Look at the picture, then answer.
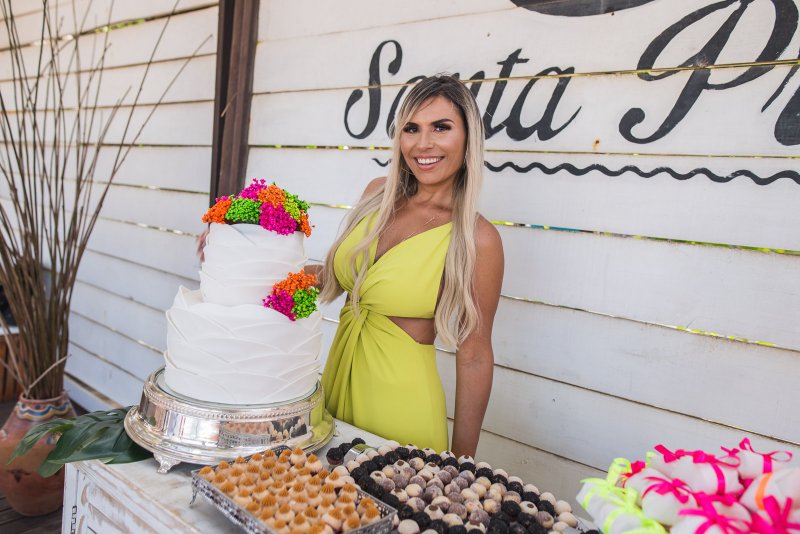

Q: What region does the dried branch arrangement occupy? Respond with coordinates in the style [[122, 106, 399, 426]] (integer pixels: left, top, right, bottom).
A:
[[0, 0, 208, 399]]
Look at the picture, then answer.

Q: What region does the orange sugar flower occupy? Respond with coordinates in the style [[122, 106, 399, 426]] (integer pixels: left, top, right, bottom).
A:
[[258, 185, 286, 207], [299, 213, 312, 237], [272, 270, 317, 294], [202, 197, 232, 224]]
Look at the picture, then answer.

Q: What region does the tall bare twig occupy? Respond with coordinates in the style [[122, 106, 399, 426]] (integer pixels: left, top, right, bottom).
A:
[[0, 0, 207, 398]]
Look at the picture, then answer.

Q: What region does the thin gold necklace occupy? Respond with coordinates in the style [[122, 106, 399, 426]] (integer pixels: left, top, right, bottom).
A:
[[402, 213, 439, 241]]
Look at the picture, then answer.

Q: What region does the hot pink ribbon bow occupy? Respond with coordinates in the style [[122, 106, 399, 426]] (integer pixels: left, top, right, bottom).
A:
[[654, 444, 692, 463], [642, 476, 694, 504], [739, 438, 793, 475], [622, 460, 648, 480], [679, 494, 753, 534], [750, 497, 800, 534]]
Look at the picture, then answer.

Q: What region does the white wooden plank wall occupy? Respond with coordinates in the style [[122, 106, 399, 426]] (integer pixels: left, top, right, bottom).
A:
[[0, 0, 218, 410], [249, 0, 800, 506]]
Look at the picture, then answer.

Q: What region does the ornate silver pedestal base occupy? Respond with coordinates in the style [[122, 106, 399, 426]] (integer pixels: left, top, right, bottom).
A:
[[124, 367, 334, 473]]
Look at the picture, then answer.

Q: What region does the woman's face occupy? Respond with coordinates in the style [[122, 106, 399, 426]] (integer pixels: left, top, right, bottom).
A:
[[400, 95, 467, 189]]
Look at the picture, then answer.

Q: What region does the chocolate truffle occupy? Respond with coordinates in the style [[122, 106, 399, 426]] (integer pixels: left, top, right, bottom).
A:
[[413, 511, 432, 529], [500, 500, 520, 517], [398, 504, 415, 520], [428, 519, 448, 534]]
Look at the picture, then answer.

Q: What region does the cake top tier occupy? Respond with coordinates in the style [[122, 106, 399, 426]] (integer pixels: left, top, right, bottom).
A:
[[202, 179, 312, 237]]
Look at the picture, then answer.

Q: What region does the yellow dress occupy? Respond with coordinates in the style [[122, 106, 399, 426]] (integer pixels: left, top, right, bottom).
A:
[[321, 213, 450, 451]]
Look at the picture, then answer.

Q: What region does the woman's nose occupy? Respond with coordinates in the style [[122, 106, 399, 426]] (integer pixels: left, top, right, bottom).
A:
[[418, 129, 434, 149]]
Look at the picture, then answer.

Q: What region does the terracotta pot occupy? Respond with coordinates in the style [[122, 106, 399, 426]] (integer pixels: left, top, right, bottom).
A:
[[0, 391, 75, 516]]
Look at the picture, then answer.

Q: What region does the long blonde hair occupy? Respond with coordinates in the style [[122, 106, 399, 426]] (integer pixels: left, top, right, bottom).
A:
[[320, 74, 484, 348]]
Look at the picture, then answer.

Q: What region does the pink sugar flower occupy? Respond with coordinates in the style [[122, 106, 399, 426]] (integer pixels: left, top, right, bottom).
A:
[[259, 203, 297, 235], [239, 178, 268, 200], [263, 290, 296, 320]]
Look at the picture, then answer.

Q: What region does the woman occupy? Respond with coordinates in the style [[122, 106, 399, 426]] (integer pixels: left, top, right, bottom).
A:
[[317, 75, 503, 457]]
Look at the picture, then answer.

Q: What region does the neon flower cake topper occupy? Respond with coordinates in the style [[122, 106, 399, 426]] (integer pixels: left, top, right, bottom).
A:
[[263, 270, 319, 321], [202, 179, 312, 236]]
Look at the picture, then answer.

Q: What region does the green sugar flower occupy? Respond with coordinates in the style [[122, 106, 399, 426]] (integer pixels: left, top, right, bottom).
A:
[[225, 197, 261, 224], [292, 287, 319, 319]]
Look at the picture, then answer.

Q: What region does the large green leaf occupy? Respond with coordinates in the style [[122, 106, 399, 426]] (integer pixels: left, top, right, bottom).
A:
[[9, 418, 74, 463], [10, 407, 152, 477]]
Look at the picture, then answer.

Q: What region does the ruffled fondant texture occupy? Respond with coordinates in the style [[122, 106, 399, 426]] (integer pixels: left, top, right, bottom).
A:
[[164, 224, 320, 405], [200, 223, 305, 306]]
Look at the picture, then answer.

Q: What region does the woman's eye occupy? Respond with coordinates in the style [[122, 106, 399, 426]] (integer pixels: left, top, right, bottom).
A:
[[403, 125, 418, 133], [434, 124, 451, 132]]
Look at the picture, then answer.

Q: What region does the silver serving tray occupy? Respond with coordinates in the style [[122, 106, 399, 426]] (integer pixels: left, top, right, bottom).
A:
[[124, 367, 335, 473], [190, 467, 396, 534]]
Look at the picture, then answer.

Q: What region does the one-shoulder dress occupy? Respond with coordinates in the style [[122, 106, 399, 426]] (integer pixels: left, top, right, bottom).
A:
[[321, 213, 450, 451]]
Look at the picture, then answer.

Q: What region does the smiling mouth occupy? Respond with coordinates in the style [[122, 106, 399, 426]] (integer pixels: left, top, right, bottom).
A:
[[415, 157, 443, 165]]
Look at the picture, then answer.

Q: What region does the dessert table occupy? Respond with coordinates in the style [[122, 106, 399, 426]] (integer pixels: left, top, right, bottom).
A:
[[61, 419, 381, 534]]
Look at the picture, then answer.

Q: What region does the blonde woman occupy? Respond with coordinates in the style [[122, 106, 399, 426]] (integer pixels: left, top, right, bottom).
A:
[[317, 75, 503, 457]]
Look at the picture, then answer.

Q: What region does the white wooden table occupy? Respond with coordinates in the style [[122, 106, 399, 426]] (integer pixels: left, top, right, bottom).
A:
[[62, 419, 382, 534]]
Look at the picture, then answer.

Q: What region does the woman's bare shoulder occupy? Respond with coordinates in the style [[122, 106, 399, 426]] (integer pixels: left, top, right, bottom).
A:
[[361, 176, 386, 199], [475, 215, 502, 253]]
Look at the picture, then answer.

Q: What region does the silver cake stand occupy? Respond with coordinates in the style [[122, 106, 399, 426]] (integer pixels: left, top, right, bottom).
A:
[[124, 367, 335, 473]]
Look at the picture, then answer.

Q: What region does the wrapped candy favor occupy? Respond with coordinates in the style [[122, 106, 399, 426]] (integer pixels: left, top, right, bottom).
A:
[[671, 451, 743, 495], [750, 496, 800, 533], [741, 469, 800, 514], [733, 438, 793, 481], [624, 467, 673, 504], [640, 475, 697, 526], [671, 494, 752, 534]]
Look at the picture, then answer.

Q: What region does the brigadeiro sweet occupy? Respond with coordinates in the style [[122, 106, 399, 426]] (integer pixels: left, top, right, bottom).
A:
[[526, 524, 546, 534], [396, 447, 411, 460], [448, 502, 468, 520], [383, 493, 401, 509], [409, 457, 426, 471], [476, 467, 493, 479], [448, 526, 468, 534], [351, 466, 367, 481], [426, 454, 443, 466], [408, 497, 426, 512], [429, 519, 448, 534], [491, 474, 508, 486], [460, 462, 476, 474], [373, 455, 388, 469], [399, 519, 422, 534], [535, 511, 554, 529], [326, 447, 344, 465], [508, 524, 527, 534], [487, 517, 509, 534], [518, 501, 537, 516], [501, 500, 520, 517], [351, 437, 366, 446], [507, 481, 523, 495], [521, 491, 539, 504], [443, 457, 460, 469], [535, 500, 554, 517], [399, 504, 415, 520], [361, 460, 377, 473], [386, 451, 401, 463], [413, 511, 432, 529]]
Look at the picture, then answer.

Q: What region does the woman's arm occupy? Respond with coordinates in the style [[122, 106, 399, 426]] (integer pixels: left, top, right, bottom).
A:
[[451, 217, 504, 458]]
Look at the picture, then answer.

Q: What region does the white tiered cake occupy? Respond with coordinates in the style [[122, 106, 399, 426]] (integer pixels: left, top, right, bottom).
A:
[[164, 223, 322, 405]]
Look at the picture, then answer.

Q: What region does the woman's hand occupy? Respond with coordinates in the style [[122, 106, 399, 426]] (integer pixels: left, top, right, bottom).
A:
[[196, 226, 210, 262], [304, 263, 325, 290], [451, 217, 504, 458]]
